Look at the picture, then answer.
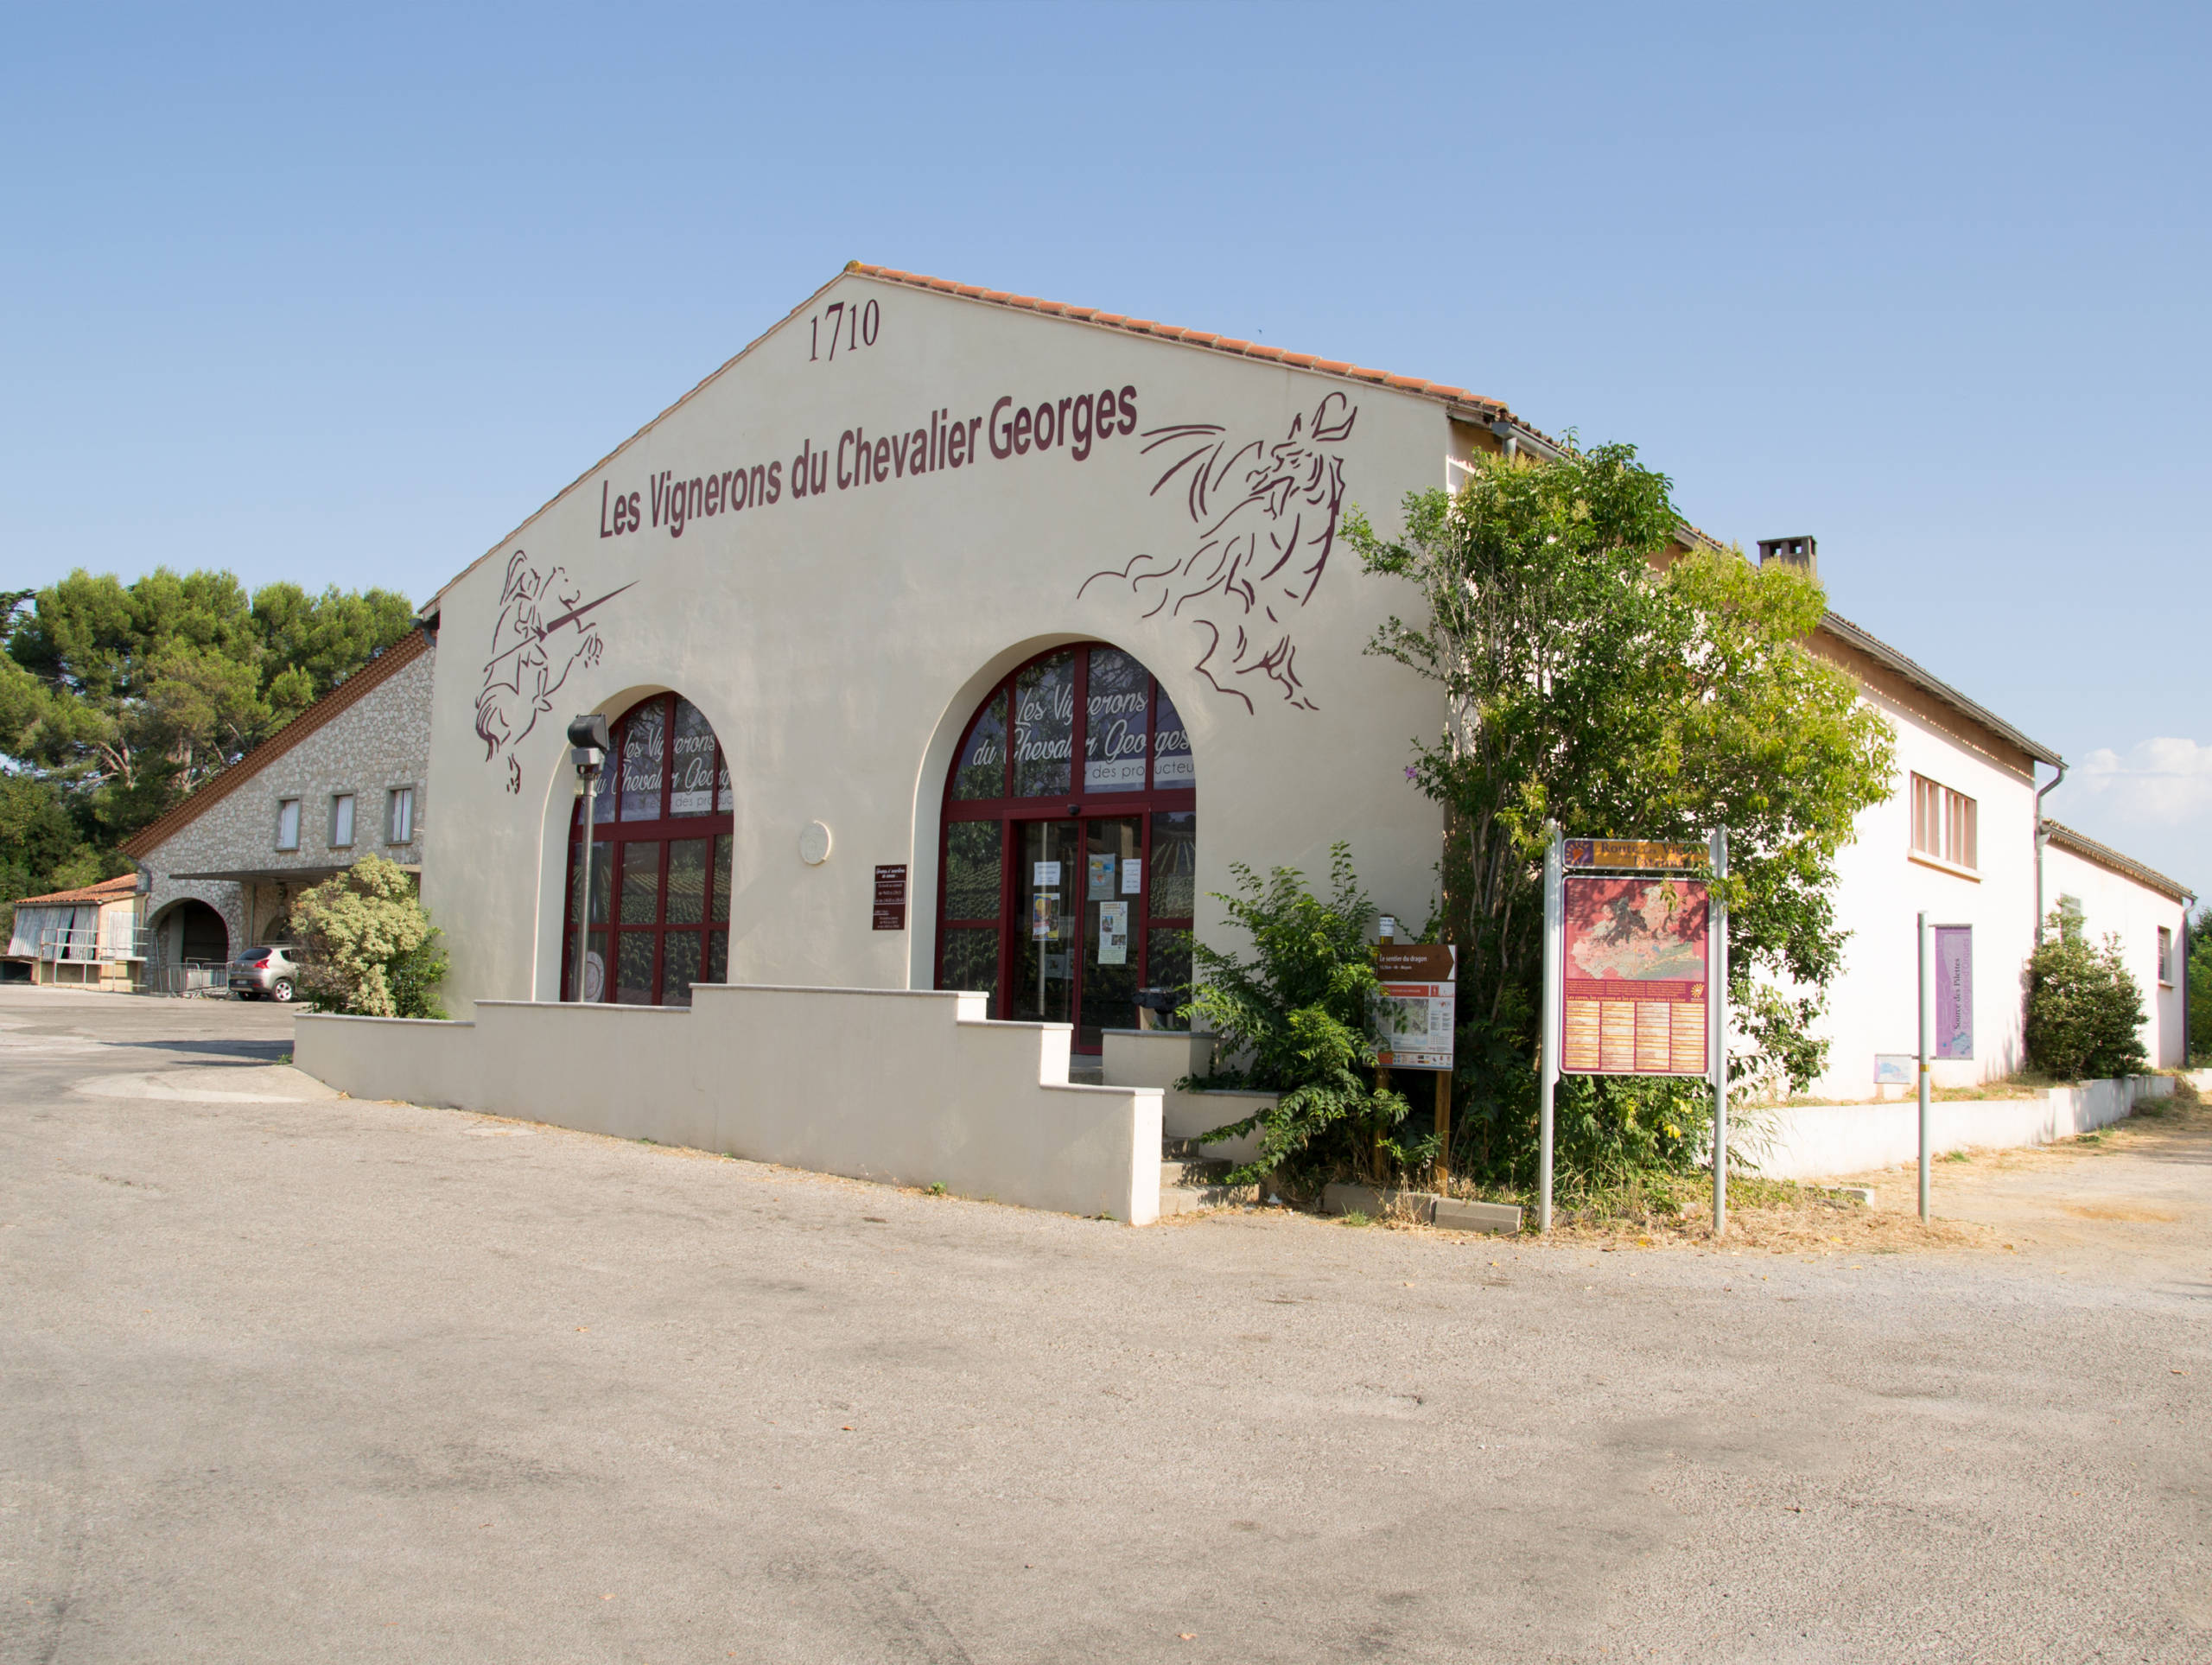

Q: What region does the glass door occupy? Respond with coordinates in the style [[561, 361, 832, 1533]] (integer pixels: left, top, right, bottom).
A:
[[1013, 821, 1080, 1025], [1079, 817, 1142, 1047]]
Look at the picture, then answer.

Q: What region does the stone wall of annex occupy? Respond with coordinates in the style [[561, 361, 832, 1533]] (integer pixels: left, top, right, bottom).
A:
[[137, 642, 435, 966]]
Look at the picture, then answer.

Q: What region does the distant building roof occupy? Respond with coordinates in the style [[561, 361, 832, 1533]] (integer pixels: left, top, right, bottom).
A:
[[10, 873, 138, 908], [2042, 821, 2196, 904], [120, 627, 431, 861]]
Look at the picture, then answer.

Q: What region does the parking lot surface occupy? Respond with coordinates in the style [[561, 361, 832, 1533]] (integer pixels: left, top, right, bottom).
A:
[[2, 988, 2207, 1662]]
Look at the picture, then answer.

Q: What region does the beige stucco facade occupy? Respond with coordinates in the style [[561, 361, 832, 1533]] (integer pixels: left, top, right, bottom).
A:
[[425, 270, 1465, 1016]]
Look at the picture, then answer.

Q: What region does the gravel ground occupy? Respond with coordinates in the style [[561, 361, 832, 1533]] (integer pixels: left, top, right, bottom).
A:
[[2, 987, 2207, 1663]]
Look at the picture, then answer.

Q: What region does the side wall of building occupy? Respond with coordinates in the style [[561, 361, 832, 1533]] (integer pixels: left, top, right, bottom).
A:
[[2041, 842, 2190, 1068], [1809, 643, 2043, 1099], [137, 645, 435, 970], [422, 276, 1454, 1014]]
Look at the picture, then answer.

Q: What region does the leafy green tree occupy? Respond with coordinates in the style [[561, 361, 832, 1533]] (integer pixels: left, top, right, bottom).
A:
[[1184, 846, 1411, 1185], [2024, 908, 2148, 1079], [1, 568, 414, 851], [290, 855, 448, 1019], [1342, 444, 1896, 1189], [2185, 905, 2210, 1065]]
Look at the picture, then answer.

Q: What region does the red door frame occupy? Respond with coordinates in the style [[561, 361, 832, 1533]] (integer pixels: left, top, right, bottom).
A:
[[559, 692, 734, 1004], [934, 644, 1195, 1048]]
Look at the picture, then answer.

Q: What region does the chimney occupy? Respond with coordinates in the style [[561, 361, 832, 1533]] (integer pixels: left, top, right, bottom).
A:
[[1758, 535, 1817, 581]]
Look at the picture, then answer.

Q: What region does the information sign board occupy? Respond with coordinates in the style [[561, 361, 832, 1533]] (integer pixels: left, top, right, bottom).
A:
[[1374, 944, 1456, 1071], [1558, 874, 1710, 1075], [1933, 925, 1973, 1058], [1562, 838, 1706, 872], [872, 864, 908, 931]]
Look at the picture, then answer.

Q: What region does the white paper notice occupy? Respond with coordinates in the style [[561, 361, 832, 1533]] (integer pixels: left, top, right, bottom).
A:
[[1097, 901, 1129, 965], [1033, 861, 1061, 888], [1121, 859, 1141, 895]]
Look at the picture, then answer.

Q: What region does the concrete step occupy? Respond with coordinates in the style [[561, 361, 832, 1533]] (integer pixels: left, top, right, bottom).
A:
[[1158, 1179, 1262, 1216], [1160, 1155, 1234, 1189]]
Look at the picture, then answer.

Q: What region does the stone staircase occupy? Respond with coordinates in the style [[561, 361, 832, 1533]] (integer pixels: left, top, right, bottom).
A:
[[1157, 1136, 1262, 1217]]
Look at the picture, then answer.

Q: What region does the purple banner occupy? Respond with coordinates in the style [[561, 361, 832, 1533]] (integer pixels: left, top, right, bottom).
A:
[[1934, 925, 1973, 1059]]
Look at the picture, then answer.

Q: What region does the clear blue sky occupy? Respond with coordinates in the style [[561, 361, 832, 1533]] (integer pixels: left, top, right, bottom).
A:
[[5, 2, 2205, 894]]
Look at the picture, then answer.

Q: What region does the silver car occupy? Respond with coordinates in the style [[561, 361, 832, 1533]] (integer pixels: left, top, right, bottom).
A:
[[229, 945, 308, 1001]]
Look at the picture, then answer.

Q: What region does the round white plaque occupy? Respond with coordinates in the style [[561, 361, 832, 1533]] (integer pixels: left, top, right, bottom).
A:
[[798, 821, 833, 866]]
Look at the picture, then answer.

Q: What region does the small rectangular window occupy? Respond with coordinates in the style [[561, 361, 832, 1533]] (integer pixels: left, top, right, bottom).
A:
[[1910, 773, 1977, 871], [330, 793, 355, 848], [386, 786, 415, 844], [276, 799, 301, 851], [2158, 926, 2174, 987]]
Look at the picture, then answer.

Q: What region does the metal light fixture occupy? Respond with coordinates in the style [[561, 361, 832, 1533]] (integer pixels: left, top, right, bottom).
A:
[[568, 714, 612, 1002]]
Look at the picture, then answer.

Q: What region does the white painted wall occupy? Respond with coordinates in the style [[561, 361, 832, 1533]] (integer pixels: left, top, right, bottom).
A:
[[1807, 666, 2043, 1100], [2042, 840, 2190, 1067], [296, 984, 1165, 1223], [423, 274, 1453, 1015], [1747, 1074, 2171, 1179]]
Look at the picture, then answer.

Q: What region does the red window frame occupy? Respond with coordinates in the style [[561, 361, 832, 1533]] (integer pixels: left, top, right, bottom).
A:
[[559, 692, 734, 1005], [934, 644, 1196, 1048]]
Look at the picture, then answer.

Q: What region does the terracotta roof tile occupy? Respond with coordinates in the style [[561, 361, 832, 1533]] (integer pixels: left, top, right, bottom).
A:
[[10, 874, 138, 908], [120, 628, 432, 861]]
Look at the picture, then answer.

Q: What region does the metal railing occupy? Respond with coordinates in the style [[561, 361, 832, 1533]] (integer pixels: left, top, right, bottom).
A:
[[155, 961, 232, 997], [35, 926, 152, 964]]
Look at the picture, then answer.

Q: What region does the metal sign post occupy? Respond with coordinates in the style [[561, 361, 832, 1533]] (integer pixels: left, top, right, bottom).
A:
[[1538, 824, 1562, 1233], [1917, 910, 1931, 1223], [567, 713, 611, 1003], [1709, 826, 1730, 1238]]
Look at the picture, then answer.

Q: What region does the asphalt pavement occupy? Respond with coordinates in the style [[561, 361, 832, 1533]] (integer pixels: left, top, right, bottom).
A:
[[2, 987, 2206, 1663]]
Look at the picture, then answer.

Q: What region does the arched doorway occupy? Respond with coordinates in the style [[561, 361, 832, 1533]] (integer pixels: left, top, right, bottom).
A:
[[559, 692, 733, 1006], [157, 899, 230, 967], [936, 644, 1196, 1052]]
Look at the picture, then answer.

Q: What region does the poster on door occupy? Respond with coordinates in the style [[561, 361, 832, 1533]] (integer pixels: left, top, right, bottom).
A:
[[1088, 854, 1117, 899], [1097, 900, 1129, 965], [1032, 893, 1058, 940]]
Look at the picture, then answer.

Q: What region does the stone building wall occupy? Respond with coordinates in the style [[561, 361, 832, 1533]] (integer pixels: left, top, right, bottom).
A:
[[137, 640, 435, 973]]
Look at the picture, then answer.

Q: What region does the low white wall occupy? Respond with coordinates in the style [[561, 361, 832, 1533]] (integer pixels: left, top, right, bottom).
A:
[[1747, 1075, 2173, 1179], [1099, 1030, 1271, 1165], [297, 985, 1164, 1223]]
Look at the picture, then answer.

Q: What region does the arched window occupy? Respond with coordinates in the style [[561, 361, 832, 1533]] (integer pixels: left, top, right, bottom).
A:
[[937, 644, 1196, 1052], [561, 693, 732, 1006]]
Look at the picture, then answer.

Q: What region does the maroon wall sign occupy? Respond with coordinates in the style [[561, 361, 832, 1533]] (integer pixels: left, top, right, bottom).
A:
[[874, 865, 909, 931]]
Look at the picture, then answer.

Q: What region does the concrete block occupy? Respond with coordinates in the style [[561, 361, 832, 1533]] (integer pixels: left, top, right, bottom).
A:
[[1321, 1183, 1434, 1223], [1430, 1198, 1523, 1234]]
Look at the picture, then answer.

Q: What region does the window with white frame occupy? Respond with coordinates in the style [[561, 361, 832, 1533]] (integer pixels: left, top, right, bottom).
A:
[[330, 793, 355, 848], [1910, 773, 1977, 871], [276, 798, 301, 851], [2158, 926, 2174, 987], [386, 785, 415, 844]]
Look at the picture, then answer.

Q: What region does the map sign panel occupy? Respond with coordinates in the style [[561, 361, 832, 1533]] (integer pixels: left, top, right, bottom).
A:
[[1560, 875, 1710, 1077], [1375, 944, 1456, 1071]]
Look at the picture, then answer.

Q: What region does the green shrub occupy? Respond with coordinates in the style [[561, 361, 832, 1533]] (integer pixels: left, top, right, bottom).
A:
[[291, 854, 448, 1019], [2024, 909, 2146, 1081], [1181, 844, 1411, 1186]]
